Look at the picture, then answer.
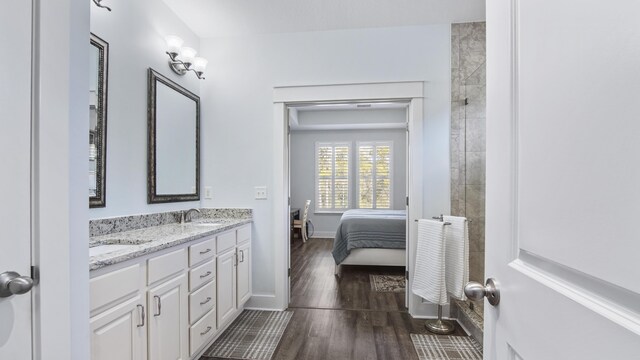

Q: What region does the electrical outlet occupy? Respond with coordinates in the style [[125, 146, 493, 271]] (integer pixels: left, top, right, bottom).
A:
[[254, 186, 267, 200], [204, 186, 212, 200]]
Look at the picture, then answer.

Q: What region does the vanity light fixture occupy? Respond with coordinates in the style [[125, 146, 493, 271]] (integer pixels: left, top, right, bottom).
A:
[[165, 35, 207, 80], [92, 0, 111, 11]]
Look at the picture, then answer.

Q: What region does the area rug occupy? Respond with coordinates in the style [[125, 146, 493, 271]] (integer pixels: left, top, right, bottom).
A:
[[410, 334, 483, 360], [369, 274, 406, 292], [203, 310, 293, 360]]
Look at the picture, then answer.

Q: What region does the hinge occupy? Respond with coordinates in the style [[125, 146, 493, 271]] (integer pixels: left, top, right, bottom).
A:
[[288, 268, 291, 277], [464, 98, 469, 106], [405, 270, 409, 280], [287, 125, 291, 135], [406, 196, 409, 206], [288, 197, 291, 206], [406, 123, 409, 132]]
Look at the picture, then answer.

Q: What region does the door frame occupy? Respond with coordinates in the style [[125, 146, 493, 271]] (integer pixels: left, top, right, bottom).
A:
[[29, 0, 90, 358], [272, 82, 429, 315]]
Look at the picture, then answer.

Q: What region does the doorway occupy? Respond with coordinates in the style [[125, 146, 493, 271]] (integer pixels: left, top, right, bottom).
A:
[[287, 102, 410, 310], [272, 81, 436, 318]]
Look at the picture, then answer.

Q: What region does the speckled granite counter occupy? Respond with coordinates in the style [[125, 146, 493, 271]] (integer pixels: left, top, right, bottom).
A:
[[89, 209, 252, 271]]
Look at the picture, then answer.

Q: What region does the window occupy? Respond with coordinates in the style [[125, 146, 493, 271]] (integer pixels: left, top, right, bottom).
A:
[[315, 142, 350, 212], [357, 141, 392, 209]]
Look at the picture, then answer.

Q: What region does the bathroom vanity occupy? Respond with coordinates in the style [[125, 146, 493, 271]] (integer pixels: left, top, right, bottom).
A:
[[88, 212, 252, 360]]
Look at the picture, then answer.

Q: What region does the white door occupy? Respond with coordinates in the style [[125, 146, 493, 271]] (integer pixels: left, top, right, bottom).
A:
[[148, 274, 189, 360], [237, 242, 251, 306], [216, 249, 237, 327], [90, 295, 146, 360], [484, 0, 640, 358], [0, 1, 35, 358]]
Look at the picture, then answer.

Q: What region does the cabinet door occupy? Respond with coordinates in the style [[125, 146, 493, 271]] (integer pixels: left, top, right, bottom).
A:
[[216, 248, 237, 327], [236, 242, 251, 307], [148, 274, 189, 360], [90, 295, 147, 360]]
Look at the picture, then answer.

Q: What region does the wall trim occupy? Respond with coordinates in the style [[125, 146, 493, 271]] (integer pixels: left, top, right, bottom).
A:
[[309, 231, 335, 238]]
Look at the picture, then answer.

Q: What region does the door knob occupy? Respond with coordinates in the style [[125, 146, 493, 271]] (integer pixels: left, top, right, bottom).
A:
[[464, 278, 500, 306], [0, 271, 34, 298]]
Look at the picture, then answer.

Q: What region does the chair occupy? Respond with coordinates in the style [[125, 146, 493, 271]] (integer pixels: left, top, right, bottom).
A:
[[292, 200, 311, 242]]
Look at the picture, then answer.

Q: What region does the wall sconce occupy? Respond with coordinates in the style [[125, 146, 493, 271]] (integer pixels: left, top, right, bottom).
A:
[[92, 0, 111, 11], [165, 35, 207, 80]]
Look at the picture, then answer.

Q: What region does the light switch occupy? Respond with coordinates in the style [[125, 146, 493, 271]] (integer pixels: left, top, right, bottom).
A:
[[204, 186, 212, 199], [255, 186, 267, 200]]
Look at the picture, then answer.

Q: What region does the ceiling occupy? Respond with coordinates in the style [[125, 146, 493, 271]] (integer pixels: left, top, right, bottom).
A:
[[160, 0, 485, 38]]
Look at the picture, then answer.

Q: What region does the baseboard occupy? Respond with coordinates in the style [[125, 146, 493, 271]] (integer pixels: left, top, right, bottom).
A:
[[245, 293, 286, 310], [310, 231, 334, 238]]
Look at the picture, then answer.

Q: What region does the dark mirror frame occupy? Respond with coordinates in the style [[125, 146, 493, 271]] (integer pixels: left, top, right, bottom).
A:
[[90, 33, 108, 208], [147, 68, 200, 204]]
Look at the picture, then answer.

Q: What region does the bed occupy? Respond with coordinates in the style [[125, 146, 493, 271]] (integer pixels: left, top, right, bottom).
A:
[[332, 209, 407, 273]]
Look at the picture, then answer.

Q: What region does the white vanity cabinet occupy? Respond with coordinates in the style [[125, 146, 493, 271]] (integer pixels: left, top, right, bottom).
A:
[[147, 274, 189, 360], [216, 225, 252, 328], [90, 295, 147, 360], [89, 222, 251, 360], [236, 237, 252, 306]]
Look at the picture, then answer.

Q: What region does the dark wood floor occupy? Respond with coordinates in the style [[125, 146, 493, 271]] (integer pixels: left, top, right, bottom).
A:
[[203, 238, 466, 360], [289, 237, 406, 311], [273, 238, 466, 360]]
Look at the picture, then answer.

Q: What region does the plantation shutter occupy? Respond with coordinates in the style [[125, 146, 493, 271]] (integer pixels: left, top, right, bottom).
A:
[[316, 142, 350, 211], [357, 142, 392, 209]]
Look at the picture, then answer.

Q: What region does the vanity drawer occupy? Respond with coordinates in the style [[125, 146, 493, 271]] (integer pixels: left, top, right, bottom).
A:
[[189, 237, 215, 266], [148, 248, 187, 285], [236, 225, 251, 244], [216, 230, 236, 253], [90, 264, 142, 313], [189, 280, 215, 324], [189, 258, 215, 291], [190, 308, 216, 356]]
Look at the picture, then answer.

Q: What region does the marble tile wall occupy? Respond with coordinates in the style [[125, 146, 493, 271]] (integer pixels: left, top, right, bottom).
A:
[[451, 22, 486, 286]]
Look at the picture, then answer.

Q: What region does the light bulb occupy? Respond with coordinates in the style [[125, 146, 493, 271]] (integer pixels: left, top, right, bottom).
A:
[[193, 57, 208, 73], [165, 35, 183, 55], [180, 47, 197, 66]]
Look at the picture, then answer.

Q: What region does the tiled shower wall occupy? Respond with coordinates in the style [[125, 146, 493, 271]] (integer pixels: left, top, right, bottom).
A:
[[451, 22, 486, 283]]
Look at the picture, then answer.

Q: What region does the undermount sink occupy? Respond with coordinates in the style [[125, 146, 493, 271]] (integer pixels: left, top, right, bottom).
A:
[[90, 244, 133, 257], [189, 222, 222, 227]]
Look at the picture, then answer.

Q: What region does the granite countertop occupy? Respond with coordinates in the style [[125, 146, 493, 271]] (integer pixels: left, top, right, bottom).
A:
[[89, 217, 252, 271]]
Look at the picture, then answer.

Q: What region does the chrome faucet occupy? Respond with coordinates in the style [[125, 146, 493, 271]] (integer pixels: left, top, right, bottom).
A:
[[180, 208, 201, 224]]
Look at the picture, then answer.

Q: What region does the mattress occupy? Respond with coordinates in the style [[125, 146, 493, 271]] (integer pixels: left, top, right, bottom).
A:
[[331, 209, 407, 265]]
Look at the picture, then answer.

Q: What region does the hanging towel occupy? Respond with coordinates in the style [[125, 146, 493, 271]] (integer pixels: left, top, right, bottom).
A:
[[443, 215, 469, 301], [411, 219, 448, 305]]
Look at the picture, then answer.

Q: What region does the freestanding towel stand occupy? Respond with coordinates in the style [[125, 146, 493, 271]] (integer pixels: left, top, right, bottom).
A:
[[415, 215, 456, 334], [425, 304, 456, 334]]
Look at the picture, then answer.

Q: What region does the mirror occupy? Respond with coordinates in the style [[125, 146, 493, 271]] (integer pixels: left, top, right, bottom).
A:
[[147, 68, 200, 203], [89, 33, 108, 208]]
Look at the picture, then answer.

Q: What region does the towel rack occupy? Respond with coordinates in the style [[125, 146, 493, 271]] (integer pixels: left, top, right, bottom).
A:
[[414, 219, 451, 225], [415, 215, 458, 335]]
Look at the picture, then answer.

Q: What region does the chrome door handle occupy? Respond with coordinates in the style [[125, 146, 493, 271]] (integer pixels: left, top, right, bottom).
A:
[[464, 278, 500, 306], [200, 271, 212, 279], [199, 248, 212, 255], [0, 271, 34, 298], [154, 295, 161, 316], [239, 250, 244, 263]]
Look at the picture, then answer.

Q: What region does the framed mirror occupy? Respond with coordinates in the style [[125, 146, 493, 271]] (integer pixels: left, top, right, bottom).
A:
[[89, 33, 108, 208], [147, 68, 200, 203]]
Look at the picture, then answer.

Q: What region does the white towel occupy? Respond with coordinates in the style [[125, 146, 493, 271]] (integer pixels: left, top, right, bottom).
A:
[[443, 215, 469, 301], [411, 219, 448, 305]]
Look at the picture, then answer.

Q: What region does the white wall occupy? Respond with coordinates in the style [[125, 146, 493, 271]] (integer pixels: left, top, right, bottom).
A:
[[290, 127, 407, 235], [89, 0, 202, 219], [199, 25, 451, 305]]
